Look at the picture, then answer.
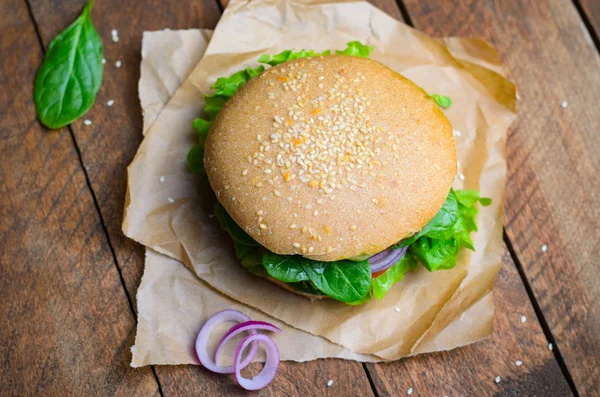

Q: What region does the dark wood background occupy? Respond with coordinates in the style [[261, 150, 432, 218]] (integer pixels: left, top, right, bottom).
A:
[[1, 0, 598, 395]]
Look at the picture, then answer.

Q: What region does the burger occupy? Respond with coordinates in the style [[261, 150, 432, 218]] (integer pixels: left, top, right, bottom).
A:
[[188, 42, 490, 304]]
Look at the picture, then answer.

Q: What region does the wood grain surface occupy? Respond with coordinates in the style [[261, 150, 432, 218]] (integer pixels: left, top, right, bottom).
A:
[[23, 0, 374, 395], [0, 0, 159, 395], [4, 0, 598, 395], [401, 0, 600, 394], [579, 0, 600, 40]]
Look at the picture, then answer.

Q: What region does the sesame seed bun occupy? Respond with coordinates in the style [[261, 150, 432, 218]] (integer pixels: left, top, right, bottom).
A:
[[205, 55, 456, 261]]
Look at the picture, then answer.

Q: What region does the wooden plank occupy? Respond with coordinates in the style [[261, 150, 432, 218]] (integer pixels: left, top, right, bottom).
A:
[[26, 0, 375, 395], [579, 0, 600, 38], [401, 0, 600, 394], [0, 0, 159, 395]]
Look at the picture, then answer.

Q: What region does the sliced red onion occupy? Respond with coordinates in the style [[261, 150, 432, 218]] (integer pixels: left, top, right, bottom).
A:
[[368, 246, 408, 273], [233, 334, 280, 391], [195, 309, 258, 374], [215, 320, 281, 371]]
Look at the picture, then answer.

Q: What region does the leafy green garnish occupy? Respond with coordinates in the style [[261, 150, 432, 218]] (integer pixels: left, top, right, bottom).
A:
[[187, 144, 206, 175], [214, 203, 259, 247], [371, 253, 419, 299], [263, 251, 309, 283], [263, 251, 371, 303], [430, 94, 453, 109], [34, 1, 103, 129], [289, 281, 327, 296], [336, 41, 374, 58], [258, 49, 331, 66], [404, 189, 491, 271]]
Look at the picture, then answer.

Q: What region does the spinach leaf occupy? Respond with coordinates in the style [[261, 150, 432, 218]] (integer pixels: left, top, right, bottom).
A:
[[262, 251, 371, 302], [300, 259, 372, 303], [213, 203, 259, 246], [289, 281, 327, 296], [235, 242, 267, 277], [263, 251, 309, 283], [34, 1, 103, 129], [372, 253, 418, 299]]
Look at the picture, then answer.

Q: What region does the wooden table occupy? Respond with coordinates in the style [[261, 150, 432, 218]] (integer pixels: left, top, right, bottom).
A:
[[1, 0, 598, 395]]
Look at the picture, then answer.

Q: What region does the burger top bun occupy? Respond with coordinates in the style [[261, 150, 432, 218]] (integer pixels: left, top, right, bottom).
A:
[[204, 55, 456, 261]]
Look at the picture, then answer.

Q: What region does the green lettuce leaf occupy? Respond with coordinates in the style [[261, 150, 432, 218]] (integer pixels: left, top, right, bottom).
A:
[[406, 189, 491, 271], [258, 49, 331, 66], [335, 41, 374, 58], [430, 94, 452, 109], [372, 253, 419, 299]]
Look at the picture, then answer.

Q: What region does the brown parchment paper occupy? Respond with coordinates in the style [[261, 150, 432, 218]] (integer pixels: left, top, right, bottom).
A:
[[124, 0, 516, 362], [132, 28, 379, 366]]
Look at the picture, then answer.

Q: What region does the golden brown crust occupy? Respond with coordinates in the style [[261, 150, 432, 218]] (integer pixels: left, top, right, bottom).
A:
[[205, 55, 456, 261]]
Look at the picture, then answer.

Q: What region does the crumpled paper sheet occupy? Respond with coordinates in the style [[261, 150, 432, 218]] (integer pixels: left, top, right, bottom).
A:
[[125, 0, 516, 364]]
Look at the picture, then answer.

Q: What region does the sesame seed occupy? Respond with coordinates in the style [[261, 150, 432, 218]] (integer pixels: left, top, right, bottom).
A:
[[159, 176, 165, 183], [168, 197, 174, 203], [407, 387, 413, 395], [259, 223, 267, 230], [541, 244, 548, 252], [327, 380, 333, 387], [394, 307, 400, 312], [102, 58, 106, 64], [111, 29, 119, 42], [293, 242, 300, 248], [302, 227, 308, 233], [458, 173, 465, 181], [495, 376, 501, 384], [515, 360, 523, 367], [313, 210, 319, 216], [242, 169, 249, 176], [326, 247, 334, 253], [83, 119, 92, 126], [308, 246, 314, 253], [107, 99, 114, 107], [548, 343, 553, 351], [273, 189, 282, 197], [371, 198, 379, 204], [521, 315, 527, 323], [115, 60, 122, 68], [257, 210, 263, 216], [561, 100, 568, 109], [289, 224, 297, 229]]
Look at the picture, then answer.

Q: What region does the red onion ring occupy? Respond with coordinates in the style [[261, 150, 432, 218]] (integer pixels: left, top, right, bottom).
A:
[[368, 246, 408, 273], [215, 320, 281, 371], [195, 309, 258, 374], [233, 334, 280, 391]]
